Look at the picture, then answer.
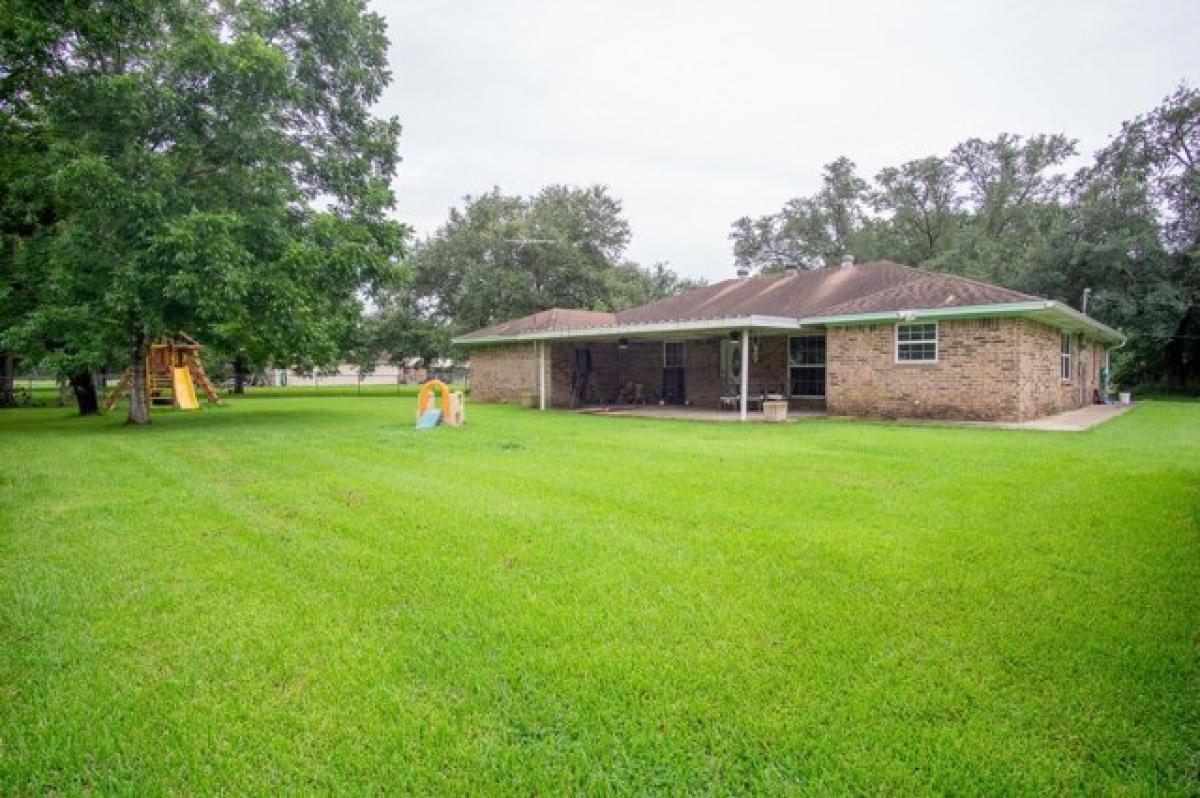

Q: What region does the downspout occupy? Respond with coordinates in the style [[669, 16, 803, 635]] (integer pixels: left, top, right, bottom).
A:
[[538, 341, 546, 411], [1104, 335, 1127, 402], [739, 328, 750, 421]]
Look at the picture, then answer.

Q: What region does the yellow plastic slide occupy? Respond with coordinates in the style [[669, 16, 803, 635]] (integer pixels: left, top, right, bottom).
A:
[[172, 366, 199, 410]]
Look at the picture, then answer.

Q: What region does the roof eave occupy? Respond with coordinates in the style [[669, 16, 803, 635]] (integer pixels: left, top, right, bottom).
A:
[[802, 301, 1125, 344], [453, 303, 1125, 346], [451, 315, 806, 345]]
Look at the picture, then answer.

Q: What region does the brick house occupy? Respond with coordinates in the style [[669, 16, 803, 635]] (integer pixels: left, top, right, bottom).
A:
[[452, 260, 1123, 422]]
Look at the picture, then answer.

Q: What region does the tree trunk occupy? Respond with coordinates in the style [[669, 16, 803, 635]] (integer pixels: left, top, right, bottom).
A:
[[69, 368, 99, 415], [233, 356, 247, 394], [127, 333, 150, 425], [0, 352, 16, 407]]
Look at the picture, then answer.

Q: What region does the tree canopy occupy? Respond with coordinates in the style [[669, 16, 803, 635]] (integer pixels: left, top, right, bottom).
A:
[[729, 85, 1199, 392], [0, 0, 406, 420], [350, 184, 703, 371]]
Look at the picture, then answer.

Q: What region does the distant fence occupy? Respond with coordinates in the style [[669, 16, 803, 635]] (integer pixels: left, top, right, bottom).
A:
[[3, 366, 472, 408], [3, 372, 126, 408]]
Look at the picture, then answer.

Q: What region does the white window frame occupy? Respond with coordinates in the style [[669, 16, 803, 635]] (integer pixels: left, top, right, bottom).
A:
[[787, 334, 827, 398], [1060, 331, 1072, 382], [894, 322, 938, 364]]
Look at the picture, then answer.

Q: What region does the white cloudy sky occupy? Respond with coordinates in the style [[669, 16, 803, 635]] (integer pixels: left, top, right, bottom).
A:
[[375, 0, 1198, 282]]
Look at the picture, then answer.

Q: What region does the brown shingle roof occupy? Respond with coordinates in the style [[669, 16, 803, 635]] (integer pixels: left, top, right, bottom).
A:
[[457, 308, 616, 340], [456, 261, 1053, 341], [613, 261, 1037, 324], [811, 265, 1038, 316]]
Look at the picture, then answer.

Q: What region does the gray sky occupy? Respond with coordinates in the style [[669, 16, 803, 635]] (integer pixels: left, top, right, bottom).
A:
[[376, 0, 1199, 282]]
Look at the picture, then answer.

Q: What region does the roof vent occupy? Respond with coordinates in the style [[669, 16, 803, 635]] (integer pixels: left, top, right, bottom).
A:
[[840, 254, 855, 269], [735, 267, 750, 278]]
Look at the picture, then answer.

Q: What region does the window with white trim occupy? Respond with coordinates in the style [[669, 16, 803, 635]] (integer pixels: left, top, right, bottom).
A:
[[895, 323, 937, 362], [788, 336, 826, 397], [1060, 332, 1071, 381]]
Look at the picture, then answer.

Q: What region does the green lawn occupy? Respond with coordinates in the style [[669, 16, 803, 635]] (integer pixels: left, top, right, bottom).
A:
[[1, 398, 1197, 793]]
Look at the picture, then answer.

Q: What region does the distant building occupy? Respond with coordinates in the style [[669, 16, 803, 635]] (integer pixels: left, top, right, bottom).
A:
[[272, 358, 464, 387]]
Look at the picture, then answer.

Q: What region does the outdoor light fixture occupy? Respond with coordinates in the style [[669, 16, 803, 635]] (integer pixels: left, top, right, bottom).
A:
[[617, 337, 629, 350]]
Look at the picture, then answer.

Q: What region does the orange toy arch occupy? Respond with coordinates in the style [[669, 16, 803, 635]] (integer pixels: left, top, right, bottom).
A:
[[417, 379, 452, 419]]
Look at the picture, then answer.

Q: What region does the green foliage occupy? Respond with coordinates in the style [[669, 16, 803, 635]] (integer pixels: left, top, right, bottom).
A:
[[730, 85, 1200, 392], [413, 184, 635, 333], [361, 185, 702, 364], [731, 157, 872, 271], [601, 260, 706, 311], [1, 398, 1197, 791], [871, 156, 961, 264], [0, 0, 407, 420]]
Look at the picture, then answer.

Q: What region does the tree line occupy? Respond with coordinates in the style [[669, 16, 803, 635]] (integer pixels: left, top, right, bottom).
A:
[[2, 1, 1194, 421], [729, 85, 1199, 392], [346, 185, 704, 372]]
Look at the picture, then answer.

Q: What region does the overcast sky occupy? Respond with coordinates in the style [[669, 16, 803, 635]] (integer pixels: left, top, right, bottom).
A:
[[377, 0, 1198, 282]]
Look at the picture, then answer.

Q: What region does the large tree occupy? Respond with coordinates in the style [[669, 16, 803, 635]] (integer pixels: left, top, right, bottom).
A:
[[0, 0, 404, 422], [410, 184, 697, 337], [1052, 85, 1200, 390], [730, 157, 872, 272], [871, 156, 961, 264], [929, 133, 1077, 286], [352, 185, 703, 368]]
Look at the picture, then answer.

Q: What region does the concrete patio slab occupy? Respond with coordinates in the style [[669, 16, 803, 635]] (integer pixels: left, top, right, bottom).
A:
[[576, 405, 824, 422], [574, 402, 1134, 431], [1004, 402, 1135, 431]]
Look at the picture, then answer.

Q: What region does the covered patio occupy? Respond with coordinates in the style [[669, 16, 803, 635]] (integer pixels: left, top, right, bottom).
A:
[[523, 317, 828, 421]]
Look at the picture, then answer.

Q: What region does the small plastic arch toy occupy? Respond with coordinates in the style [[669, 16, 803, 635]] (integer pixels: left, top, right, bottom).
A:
[[417, 379, 452, 419], [415, 379, 465, 428]]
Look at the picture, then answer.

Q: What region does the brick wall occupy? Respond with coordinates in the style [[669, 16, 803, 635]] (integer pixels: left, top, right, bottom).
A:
[[468, 343, 539, 404], [826, 319, 1023, 421], [1018, 321, 1106, 419], [827, 318, 1107, 421]]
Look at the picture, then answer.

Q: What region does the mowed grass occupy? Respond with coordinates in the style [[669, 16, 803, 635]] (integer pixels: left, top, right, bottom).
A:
[[0, 397, 1197, 793]]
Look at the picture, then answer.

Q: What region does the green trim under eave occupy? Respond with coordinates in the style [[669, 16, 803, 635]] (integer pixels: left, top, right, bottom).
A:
[[802, 301, 1125, 345]]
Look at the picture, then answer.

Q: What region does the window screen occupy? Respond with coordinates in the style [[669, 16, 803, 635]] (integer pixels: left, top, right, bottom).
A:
[[789, 336, 826, 397]]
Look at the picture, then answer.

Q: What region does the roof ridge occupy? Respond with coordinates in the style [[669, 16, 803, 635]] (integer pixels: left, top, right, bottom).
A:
[[808, 261, 926, 315], [901, 263, 1040, 301]]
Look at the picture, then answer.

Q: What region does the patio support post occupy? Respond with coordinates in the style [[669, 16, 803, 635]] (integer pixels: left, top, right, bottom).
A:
[[538, 342, 546, 411], [739, 328, 749, 421]]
